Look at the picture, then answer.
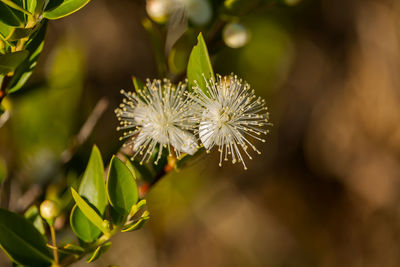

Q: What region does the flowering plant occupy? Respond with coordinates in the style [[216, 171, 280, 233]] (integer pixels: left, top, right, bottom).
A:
[[0, 0, 284, 266]]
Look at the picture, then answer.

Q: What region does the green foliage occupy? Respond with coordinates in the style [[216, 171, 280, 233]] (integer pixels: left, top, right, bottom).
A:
[[0, 208, 53, 266], [71, 146, 108, 242], [86, 242, 111, 263], [44, 0, 92, 19], [106, 156, 139, 216], [0, 50, 28, 75], [0, 2, 24, 27], [187, 33, 214, 94], [71, 188, 110, 235], [24, 205, 46, 236]]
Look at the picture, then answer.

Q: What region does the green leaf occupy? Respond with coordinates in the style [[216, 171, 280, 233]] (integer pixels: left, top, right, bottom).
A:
[[24, 205, 46, 236], [70, 206, 102, 243], [6, 25, 37, 41], [0, 50, 29, 75], [187, 32, 214, 94], [0, 0, 32, 16], [70, 188, 110, 235], [77, 145, 107, 210], [0, 2, 24, 27], [8, 20, 47, 93], [121, 211, 150, 233], [43, 0, 91, 20], [60, 243, 85, 255], [131, 76, 144, 92], [107, 156, 139, 216], [0, 208, 53, 265], [0, 21, 14, 41], [86, 242, 111, 263], [70, 145, 107, 243]]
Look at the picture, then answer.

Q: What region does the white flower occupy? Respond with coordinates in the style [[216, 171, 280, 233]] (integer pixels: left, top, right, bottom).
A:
[[115, 79, 198, 164], [192, 74, 270, 170]]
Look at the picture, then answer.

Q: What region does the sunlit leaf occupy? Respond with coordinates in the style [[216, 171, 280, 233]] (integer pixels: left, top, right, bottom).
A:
[[106, 156, 139, 216], [71, 188, 110, 235], [0, 50, 28, 75], [44, 0, 91, 20], [187, 32, 214, 94], [86, 242, 111, 263], [70, 146, 107, 243]]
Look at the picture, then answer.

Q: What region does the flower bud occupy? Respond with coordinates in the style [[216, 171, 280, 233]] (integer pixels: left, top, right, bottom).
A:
[[40, 200, 60, 221], [184, 0, 212, 26], [223, 22, 250, 48], [146, 0, 171, 23]]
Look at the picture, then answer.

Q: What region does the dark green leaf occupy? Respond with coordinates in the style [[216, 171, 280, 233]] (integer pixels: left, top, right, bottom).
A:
[[0, 50, 28, 75], [0, 208, 53, 266], [0, 0, 31, 17], [71, 188, 110, 235], [8, 20, 47, 93], [70, 145, 107, 243], [86, 242, 111, 263], [106, 156, 139, 216], [187, 33, 214, 94], [70, 206, 102, 243], [0, 2, 24, 27], [43, 0, 91, 20], [24, 205, 46, 236]]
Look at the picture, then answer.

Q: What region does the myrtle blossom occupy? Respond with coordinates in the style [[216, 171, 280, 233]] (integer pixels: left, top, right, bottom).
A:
[[192, 74, 271, 169], [115, 79, 198, 164]]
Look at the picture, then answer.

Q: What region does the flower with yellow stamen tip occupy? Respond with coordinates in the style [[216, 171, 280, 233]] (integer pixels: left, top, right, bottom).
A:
[[115, 79, 198, 164], [192, 74, 271, 170]]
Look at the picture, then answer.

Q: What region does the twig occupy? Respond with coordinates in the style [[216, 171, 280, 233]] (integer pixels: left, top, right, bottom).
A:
[[60, 98, 109, 163]]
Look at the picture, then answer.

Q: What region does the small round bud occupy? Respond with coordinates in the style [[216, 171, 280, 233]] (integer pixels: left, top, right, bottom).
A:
[[40, 200, 60, 221], [223, 22, 250, 49], [146, 0, 171, 23], [185, 0, 212, 25]]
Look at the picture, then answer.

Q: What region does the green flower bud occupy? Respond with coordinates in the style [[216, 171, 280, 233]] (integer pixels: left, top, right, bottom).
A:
[[40, 200, 60, 221]]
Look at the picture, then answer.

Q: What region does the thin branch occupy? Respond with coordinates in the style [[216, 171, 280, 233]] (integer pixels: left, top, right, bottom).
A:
[[60, 97, 109, 163]]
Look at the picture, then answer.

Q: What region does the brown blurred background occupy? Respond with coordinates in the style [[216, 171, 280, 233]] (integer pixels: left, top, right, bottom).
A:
[[2, 0, 400, 266]]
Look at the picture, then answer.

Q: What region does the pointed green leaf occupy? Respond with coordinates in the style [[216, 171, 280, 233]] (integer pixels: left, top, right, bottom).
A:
[[107, 156, 139, 216], [44, 0, 91, 20], [0, 0, 31, 16], [0, 50, 28, 75], [187, 33, 214, 94], [78, 145, 107, 210], [86, 242, 111, 263], [70, 145, 107, 243], [71, 188, 110, 235], [0, 208, 53, 266], [0, 2, 23, 27]]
